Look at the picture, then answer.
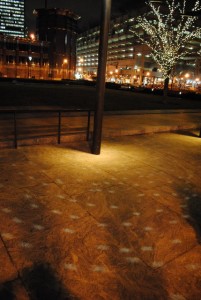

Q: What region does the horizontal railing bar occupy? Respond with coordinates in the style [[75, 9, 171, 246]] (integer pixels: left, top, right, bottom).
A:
[[0, 109, 93, 114], [0, 107, 93, 148]]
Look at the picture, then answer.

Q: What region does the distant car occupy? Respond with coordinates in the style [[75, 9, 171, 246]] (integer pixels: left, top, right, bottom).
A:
[[120, 84, 131, 90]]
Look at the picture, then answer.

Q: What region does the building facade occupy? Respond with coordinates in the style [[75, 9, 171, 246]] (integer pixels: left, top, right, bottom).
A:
[[76, 12, 201, 90], [34, 8, 80, 79], [0, 7, 80, 80], [76, 14, 162, 85], [0, 0, 25, 37], [0, 34, 50, 79]]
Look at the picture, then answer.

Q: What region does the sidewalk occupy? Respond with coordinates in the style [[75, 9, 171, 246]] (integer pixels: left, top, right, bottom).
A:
[[0, 126, 201, 299]]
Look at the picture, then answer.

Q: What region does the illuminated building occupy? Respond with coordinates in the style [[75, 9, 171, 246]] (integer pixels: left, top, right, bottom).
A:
[[0, 7, 80, 80], [0, 35, 50, 79], [76, 12, 201, 88], [0, 0, 25, 37]]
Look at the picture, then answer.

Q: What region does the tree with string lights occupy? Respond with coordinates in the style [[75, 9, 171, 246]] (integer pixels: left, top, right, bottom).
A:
[[135, 0, 201, 98]]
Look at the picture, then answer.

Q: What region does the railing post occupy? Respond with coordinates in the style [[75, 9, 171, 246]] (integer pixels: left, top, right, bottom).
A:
[[87, 110, 91, 141], [58, 111, 61, 144], [14, 111, 17, 148]]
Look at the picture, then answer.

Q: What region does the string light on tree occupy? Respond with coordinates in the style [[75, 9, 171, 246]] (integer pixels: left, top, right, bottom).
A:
[[135, 0, 201, 98]]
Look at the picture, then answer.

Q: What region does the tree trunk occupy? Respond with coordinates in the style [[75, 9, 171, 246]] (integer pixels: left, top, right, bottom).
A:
[[163, 76, 169, 103]]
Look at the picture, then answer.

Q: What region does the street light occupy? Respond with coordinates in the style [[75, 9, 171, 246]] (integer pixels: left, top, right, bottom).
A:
[[92, 0, 112, 155], [62, 58, 68, 79], [30, 33, 36, 41], [184, 73, 190, 89], [28, 56, 32, 78]]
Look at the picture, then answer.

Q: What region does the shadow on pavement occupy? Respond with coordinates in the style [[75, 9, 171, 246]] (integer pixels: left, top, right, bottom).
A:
[[177, 185, 201, 244], [0, 263, 79, 300], [174, 130, 200, 138], [0, 281, 14, 300], [22, 263, 78, 300], [185, 194, 201, 244]]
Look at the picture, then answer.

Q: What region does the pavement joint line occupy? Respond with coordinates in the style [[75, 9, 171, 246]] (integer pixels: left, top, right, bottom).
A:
[[158, 243, 199, 268], [0, 233, 20, 281]]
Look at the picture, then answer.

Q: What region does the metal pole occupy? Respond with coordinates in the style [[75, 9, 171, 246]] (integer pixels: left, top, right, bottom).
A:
[[87, 110, 91, 141], [14, 112, 17, 149], [92, 0, 112, 155], [58, 111, 61, 144]]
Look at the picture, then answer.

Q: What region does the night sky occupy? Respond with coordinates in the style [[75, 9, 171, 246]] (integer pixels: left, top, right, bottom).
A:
[[25, 0, 145, 32]]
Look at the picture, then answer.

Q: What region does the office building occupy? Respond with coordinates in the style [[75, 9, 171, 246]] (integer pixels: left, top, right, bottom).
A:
[[76, 12, 201, 89], [0, 0, 25, 37]]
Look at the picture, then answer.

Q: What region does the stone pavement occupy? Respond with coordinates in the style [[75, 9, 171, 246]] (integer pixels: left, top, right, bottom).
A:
[[0, 129, 201, 299]]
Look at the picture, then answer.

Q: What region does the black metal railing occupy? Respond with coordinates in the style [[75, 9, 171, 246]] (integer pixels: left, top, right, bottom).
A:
[[0, 107, 92, 148]]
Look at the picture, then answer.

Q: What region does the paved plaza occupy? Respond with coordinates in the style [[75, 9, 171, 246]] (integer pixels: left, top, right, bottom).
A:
[[0, 128, 201, 299]]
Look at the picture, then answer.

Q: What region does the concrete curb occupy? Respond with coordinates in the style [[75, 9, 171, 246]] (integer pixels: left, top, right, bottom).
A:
[[0, 123, 199, 149]]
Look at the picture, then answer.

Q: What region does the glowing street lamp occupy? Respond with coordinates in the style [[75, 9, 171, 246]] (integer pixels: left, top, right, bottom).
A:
[[30, 33, 36, 41], [28, 56, 32, 78], [62, 58, 68, 79]]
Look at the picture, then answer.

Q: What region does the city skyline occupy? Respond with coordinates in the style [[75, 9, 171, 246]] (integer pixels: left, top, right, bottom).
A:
[[25, 0, 145, 32]]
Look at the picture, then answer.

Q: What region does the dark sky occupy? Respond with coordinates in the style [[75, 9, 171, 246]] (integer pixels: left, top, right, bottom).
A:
[[25, 0, 145, 32]]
